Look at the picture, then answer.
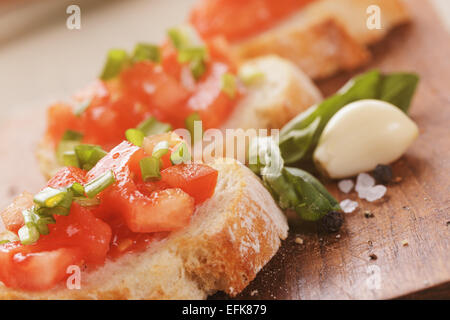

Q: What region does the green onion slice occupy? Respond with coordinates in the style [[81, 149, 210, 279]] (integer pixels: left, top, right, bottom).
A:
[[125, 128, 145, 147], [74, 144, 107, 171], [170, 142, 191, 165], [132, 43, 161, 63], [85, 170, 116, 198], [74, 98, 92, 117], [140, 157, 161, 182], [70, 182, 85, 197], [62, 130, 84, 141], [0, 230, 19, 244], [185, 112, 203, 144], [33, 187, 67, 208], [238, 65, 265, 86], [137, 116, 172, 136], [221, 73, 237, 99], [18, 224, 40, 245], [100, 49, 130, 81], [63, 150, 80, 168], [152, 141, 170, 159]]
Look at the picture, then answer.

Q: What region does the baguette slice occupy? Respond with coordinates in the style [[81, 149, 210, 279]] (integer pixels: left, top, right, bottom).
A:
[[223, 55, 322, 130], [297, 0, 410, 45], [0, 158, 288, 299], [233, 0, 409, 79], [37, 55, 322, 179], [234, 18, 371, 80]]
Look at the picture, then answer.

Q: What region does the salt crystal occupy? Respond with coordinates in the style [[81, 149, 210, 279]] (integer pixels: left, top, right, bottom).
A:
[[338, 179, 354, 193], [355, 173, 375, 193], [340, 199, 359, 213], [361, 185, 387, 202]]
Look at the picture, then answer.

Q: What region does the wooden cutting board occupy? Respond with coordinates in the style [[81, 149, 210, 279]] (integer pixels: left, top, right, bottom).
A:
[[0, 0, 448, 300], [213, 0, 450, 300]]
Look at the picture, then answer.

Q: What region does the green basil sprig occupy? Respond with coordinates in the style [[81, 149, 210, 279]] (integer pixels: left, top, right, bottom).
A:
[[249, 137, 340, 221], [279, 70, 419, 164]]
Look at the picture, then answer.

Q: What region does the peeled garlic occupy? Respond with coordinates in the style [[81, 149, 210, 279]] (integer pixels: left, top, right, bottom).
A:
[[314, 99, 419, 179]]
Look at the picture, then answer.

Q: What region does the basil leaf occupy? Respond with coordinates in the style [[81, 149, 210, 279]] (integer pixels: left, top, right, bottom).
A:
[[279, 70, 419, 164], [250, 137, 339, 221], [378, 72, 419, 113]]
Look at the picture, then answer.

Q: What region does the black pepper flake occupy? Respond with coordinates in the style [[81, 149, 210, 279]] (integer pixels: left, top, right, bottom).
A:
[[319, 211, 344, 233], [364, 211, 375, 218], [373, 164, 393, 185], [369, 253, 378, 260]]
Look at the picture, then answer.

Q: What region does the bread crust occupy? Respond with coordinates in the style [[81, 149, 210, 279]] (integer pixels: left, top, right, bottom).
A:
[[0, 159, 288, 299], [234, 18, 371, 80]]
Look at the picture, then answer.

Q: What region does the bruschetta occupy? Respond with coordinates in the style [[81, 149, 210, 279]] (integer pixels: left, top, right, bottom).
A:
[[37, 31, 322, 179], [0, 133, 288, 299], [190, 0, 410, 79]]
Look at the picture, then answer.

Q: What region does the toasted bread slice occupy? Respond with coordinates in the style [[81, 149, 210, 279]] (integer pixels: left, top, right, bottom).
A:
[[298, 0, 410, 45], [0, 158, 288, 299], [234, 17, 371, 80], [233, 0, 409, 79], [223, 55, 322, 130]]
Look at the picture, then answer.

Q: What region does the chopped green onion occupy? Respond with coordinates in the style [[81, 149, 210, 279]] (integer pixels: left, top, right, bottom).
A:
[[100, 49, 130, 81], [0, 230, 19, 244], [70, 182, 85, 197], [177, 47, 207, 64], [185, 112, 202, 144], [125, 128, 145, 147], [63, 150, 80, 167], [168, 26, 196, 50], [85, 170, 116, 198], [137, 116, 172, 136], [140, 157, 161, 182], [74, 144, 107, 171], [18, 224, 39, 245], [33, 187, 67, 208], [170, 142, 191, 165], [221, 73, 237, 99], [152, 141, 169, 159], [56, 140, 81, 166], [132, 43, 161, 63], [189, 57, 207, 80], [238, 65, 265, 86], [75, 98, 92, 117], [62, 130, 84, 141], [73, 197, 101, 207]]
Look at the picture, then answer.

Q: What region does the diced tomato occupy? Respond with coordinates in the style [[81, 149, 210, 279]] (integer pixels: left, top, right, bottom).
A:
[[120, 188, 195, 233], [120, 61, 191, 128], [187, 62, 239, 129], [161, 164, 218, 204], [142, 132, 184, 169], [37, 203, 112, 265], [0, 192, 33, 233], [46, 103, 80, 147], [190, 0, 315, 42], [0, 243, 82, 291], [47, 166, 87, 189]]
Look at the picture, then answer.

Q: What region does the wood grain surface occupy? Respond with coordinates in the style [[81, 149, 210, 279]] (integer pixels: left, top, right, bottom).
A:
[[214, 0, 450, 300], [0, 0, 448, 300]]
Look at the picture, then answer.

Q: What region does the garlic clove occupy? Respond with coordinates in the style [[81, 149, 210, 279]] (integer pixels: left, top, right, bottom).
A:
[[313, 99, 419, 179]]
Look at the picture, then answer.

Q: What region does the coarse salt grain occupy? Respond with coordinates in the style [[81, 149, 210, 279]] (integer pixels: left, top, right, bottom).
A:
[[362, 185, 387, 202], [338, 179, 354, 193], [340, 199, 358, 213], [355, 173, 375, 193], [356, 172, 387, 202]]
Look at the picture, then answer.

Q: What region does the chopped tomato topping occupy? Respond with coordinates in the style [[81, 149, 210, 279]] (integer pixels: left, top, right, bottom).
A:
[[190, 0, 315, 42], [0, 136, 218, 291], [0, 242, 82, 291], [161, 164, 218, 204], [45, 40, 240, 151]]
